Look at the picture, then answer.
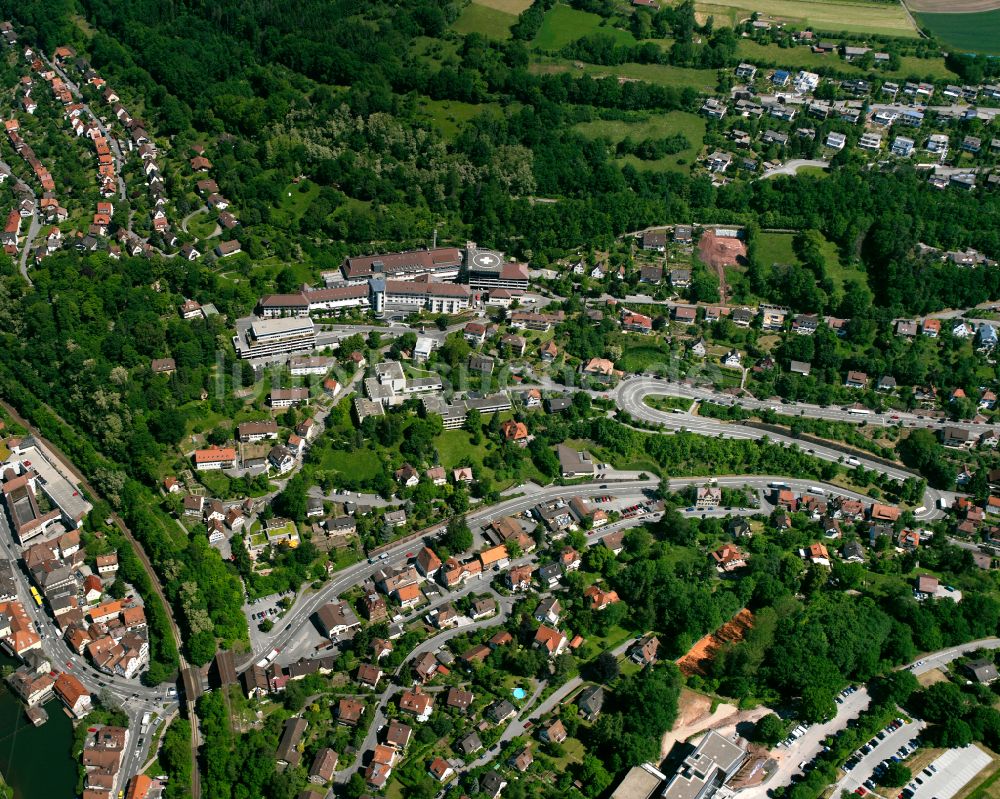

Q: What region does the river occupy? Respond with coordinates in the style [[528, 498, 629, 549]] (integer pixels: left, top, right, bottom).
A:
[[0, 654, 77, 799]]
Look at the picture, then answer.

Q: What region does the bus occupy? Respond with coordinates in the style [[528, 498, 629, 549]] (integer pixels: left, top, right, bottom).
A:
[[30, 586, 42, 607], [847, 407, 873, 416]]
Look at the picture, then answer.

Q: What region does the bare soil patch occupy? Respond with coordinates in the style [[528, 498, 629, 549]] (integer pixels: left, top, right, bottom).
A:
[[677, 608, 754, 676], [916, 667, 949, 687]]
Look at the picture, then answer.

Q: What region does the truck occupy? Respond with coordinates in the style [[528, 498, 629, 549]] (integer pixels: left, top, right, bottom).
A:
[[937, 497, 951, 510], [256, 648, 279, 668]]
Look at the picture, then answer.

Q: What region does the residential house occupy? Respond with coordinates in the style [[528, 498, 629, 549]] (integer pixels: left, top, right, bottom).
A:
[[399, 687, 434, 722], [630, 635, 659, 666], [577, 685, 604, 720], [533, 625, 567, 656]]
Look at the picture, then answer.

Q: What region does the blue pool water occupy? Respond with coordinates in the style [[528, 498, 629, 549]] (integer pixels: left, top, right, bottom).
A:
[[512, 687, 527, 700]]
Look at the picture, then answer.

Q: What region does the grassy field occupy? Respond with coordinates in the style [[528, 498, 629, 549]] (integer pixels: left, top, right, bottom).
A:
[[319, 446, 382, 482], [186, 209, 218, 240], [533, 4, 637, 49], [645, 395, 694, 412], [416, 97, 505, 139], [453, 1, 518, 38], [696, 0, 918, 36], [755, 231, 862, 294], [476, 0, 533, 13], [272, 180, 321, 228], [575, 111, 707, 173], [734, 41, 957, 80], [619, 342, 675, 373], [916, 10, 1000, 55], [533, 57, 718, 91]]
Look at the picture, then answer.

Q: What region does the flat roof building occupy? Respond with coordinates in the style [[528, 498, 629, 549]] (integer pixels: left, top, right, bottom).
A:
[[234, 316, 316, 361], [661, 731, 747, 799]]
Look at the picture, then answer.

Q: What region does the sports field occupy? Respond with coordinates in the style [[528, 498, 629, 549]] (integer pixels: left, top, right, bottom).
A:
[[696, 0, 918, 36], [915, 9, 1000, 54], [533, 4, 637, 49]]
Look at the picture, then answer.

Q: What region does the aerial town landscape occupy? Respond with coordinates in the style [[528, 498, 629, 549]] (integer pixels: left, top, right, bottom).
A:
[[1, 0, 1000, 799]]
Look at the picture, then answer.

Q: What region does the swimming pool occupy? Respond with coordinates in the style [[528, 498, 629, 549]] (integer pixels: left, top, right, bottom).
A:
[[512, 687, 527, 700]]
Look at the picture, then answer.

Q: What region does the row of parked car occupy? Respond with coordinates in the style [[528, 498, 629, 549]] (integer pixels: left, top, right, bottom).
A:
[[899, 762, 939, 799], [844, 719, 921, 795]]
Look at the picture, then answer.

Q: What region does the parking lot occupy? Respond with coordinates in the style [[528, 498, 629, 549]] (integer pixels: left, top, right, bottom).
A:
[[837, 718, 926, 795], [245, 591, 295, 649], [909, 745, 991, 799]]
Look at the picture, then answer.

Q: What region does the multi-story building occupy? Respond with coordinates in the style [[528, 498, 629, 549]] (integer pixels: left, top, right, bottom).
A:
[[337, 247, 463, 285], [464, 245, 530, 292], [234, 316, 316, 361], [370, 278, 470, 316]]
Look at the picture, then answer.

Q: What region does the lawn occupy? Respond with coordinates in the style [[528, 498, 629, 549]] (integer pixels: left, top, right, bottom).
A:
[[319, 447, 382, 482], [735, 41, 956, 80], [755, 232, 797, 267], [533, 4, 636, 50], [271, 179, 321, 228], [453, 1, 518, 38], [619, 342, 674, 373], [186, 208, 219, 241], [696, 0, 918, 36], [416, 98, 505, 140], [645, 395, 694, 412], [436, 428, 491, 470], [547, 736, 586, 770], [756, 230, 863, 294], [916, 10, 1000, 55], [534, 57, 718, 91], [575, 111, 707, 174]]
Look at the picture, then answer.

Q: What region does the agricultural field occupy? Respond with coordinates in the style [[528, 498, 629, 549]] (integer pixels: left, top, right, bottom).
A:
[[533, 56, 718, 91], [574, 111, 707, 173], [452, 0, 519, 38], [915, 9, 1000, 55], [696, 0, 918, 37], [734, 40, 958, 80], [532, 4, 637, 49]]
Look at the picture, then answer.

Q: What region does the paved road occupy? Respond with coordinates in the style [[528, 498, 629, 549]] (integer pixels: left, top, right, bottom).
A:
[[762, 159, 830, 179], [333, 590, 515, 783], [16, 206, 39, 283], [611, 377, 949, 519], [242, 478, 659, 666], [0, 514, 177, 788], [909, 637, 1000, 676], [1, 160, 39, 285], [45, 54, 127, 200]]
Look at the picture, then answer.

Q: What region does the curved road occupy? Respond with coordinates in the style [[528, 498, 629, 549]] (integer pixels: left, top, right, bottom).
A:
[[762, 159, 830, 179], [611, 377, 949, 518]]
